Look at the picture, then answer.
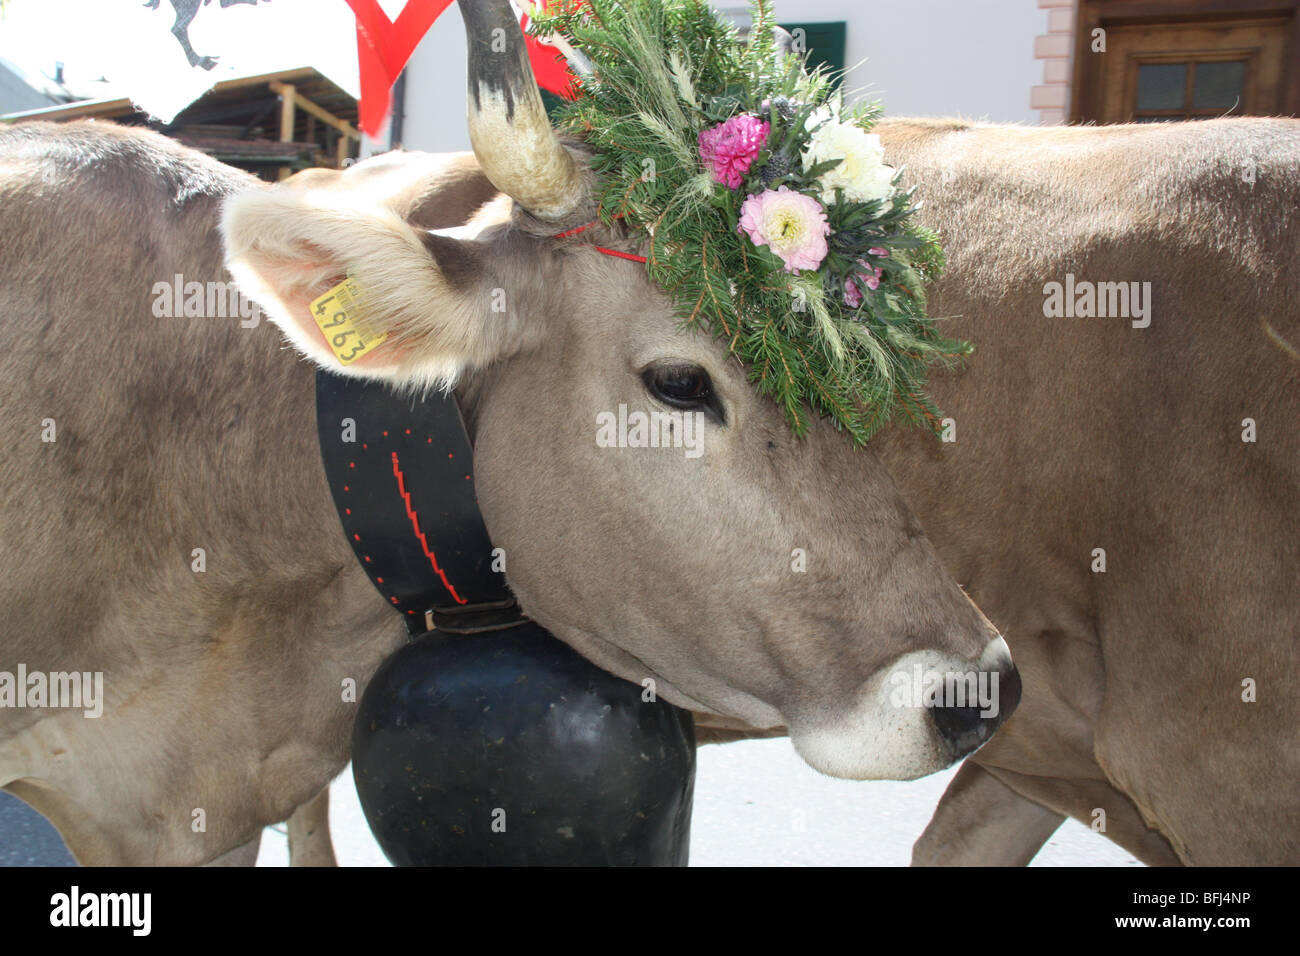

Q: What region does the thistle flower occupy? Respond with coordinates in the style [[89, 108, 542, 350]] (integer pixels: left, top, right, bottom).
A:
[[698, 114, 770, 189], [757, 152, 792, 186], [759, 96, 797, 122], [737, 186, 829, 273]]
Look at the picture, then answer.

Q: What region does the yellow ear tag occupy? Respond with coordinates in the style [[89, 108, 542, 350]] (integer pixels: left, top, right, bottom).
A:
[[310, 277, 388, 365]]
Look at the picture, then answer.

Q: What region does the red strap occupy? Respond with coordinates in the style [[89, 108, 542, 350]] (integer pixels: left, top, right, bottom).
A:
[[592, 247, 648, 262], [552, 221, 598, 238], [554, 220, 648, 263]]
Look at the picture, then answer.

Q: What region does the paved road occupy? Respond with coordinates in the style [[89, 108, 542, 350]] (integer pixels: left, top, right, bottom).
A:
[[2, 738, 1140, 866]]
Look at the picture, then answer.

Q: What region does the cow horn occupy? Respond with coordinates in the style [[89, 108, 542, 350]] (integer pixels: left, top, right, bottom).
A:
[[460, 0, 587, 223]]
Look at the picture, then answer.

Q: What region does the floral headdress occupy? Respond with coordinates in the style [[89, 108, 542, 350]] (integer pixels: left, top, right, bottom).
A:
[[530, 0, 969, 444]]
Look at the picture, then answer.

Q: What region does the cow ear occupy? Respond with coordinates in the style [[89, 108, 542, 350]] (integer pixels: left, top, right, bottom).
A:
[[221, 186, 516, 388]]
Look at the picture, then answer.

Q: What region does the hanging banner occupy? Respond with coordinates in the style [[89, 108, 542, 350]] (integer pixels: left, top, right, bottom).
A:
[[346, 0, 580, 137], [27, 1, 576, 136], [39, 0, 356, 124], [345, 0, 455, 137]]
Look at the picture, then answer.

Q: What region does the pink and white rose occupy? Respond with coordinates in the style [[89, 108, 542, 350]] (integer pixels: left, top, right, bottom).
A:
[[737, 186, 830, 273]]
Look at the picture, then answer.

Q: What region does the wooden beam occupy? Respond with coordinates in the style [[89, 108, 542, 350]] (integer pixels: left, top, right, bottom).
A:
[[1286, 3, 1300, 113], [269, 80, 361, 141], [1085, 0, 1295, 21], [278, 83, 296, 180], [1071, 4, 1104, 123], [278, 83, 296, 141]]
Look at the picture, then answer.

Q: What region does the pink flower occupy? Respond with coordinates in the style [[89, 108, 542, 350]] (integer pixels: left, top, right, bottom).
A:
[[737, 186, 829, 273], [698, 115, 770, 189], [843, 278, 862, 309], [843, 260, 884, 308]]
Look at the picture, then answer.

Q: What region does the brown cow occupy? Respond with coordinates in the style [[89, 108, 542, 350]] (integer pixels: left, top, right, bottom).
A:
[[0, 21, 1017, 862], [268, 114, 1300, 867], [3, 0, 1293, 866], [873, 117, 1300, 865], [302, 114, 1300, 867]]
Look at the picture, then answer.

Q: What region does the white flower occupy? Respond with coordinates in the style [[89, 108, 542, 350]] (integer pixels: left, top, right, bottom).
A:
[[801, 118, 896, 205], [803, 105, 834, 134]]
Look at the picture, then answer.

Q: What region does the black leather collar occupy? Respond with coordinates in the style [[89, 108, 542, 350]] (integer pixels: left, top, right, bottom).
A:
[[315, 371, 525, 637]]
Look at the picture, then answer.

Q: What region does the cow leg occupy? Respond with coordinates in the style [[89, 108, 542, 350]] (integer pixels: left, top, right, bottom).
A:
[[973, 764, 1185, 866], [287, 787, 337, 867], [202, 833, 261, 866], [912, 760, 1065, 866]]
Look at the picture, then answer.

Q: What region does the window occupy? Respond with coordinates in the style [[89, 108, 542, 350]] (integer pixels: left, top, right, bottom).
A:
[[1072, 1, 1299, 124], [1133, 56, 1249, 120]]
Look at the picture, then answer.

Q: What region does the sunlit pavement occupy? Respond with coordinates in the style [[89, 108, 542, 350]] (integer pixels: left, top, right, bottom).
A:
[[0, 738, 1139, 867], [257, 738, 1141, 867]]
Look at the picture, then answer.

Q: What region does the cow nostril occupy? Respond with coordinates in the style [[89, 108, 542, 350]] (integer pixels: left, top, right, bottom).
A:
[[930, 702, 989, 756], [929, 665, 1021, 758]]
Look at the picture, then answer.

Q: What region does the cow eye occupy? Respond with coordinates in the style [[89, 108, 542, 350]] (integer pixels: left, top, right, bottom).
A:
[[643, 364, 725, 423]]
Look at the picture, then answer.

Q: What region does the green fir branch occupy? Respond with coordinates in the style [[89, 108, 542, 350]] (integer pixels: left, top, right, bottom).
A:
[[531, 0, 969, 444]]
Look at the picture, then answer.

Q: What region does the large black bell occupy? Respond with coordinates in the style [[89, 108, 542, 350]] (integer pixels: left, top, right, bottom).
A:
[[352, 622, 696, 866]]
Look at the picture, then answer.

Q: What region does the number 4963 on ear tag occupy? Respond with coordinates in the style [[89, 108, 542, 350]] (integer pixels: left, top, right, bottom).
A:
[[310, 277, 388, 365]]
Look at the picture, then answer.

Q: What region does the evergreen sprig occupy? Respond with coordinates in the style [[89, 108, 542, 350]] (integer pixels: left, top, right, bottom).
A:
[[531, 0, 970, 444]]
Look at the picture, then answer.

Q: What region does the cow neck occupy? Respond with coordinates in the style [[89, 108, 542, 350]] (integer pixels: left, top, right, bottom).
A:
[[314, 370, 523, 637]]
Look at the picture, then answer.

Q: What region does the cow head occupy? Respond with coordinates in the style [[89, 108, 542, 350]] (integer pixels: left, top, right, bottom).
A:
[[221, 0, 1018, 779]]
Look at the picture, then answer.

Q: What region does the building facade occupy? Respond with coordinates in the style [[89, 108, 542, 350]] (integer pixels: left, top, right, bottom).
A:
[[369, 0, 1052, 155]]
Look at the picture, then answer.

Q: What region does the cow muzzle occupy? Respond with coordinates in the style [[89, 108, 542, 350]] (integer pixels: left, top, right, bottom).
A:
[[928, 635, 1021, 760], [786, 636, 1020, 781]]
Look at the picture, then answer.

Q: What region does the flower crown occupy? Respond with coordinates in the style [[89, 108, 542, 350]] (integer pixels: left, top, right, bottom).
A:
[[531, 0, 969, 444]]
